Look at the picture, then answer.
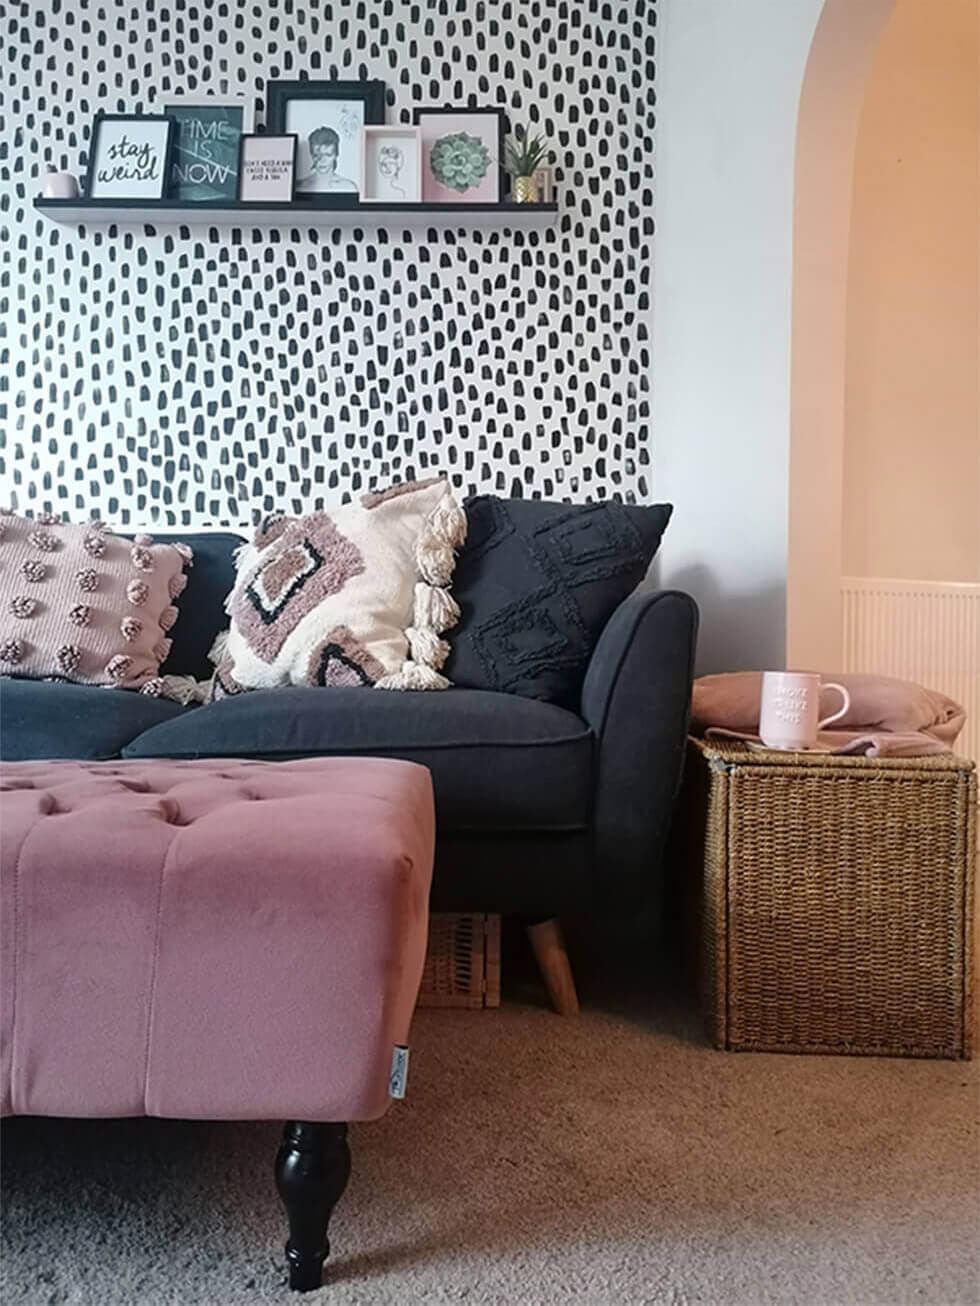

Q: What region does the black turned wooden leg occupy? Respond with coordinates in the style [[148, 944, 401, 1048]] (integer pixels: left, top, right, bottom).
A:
[[275, 1122, 351, 1292]]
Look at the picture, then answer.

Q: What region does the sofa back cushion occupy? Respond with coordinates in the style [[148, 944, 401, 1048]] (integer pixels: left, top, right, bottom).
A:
[[154, 533, 244, 679], [445, 497, 672, 705]]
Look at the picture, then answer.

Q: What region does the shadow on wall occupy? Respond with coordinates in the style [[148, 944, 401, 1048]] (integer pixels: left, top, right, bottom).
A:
[[650, 560, 786, 675]]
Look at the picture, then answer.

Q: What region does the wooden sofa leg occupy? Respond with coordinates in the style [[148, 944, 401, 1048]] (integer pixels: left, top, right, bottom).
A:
[[526, 918, 580, 1016], [275, 1121, 351, 1292]]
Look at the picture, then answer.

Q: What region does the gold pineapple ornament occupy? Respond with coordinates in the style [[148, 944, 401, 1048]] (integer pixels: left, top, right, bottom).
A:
[[505, 128, 553, 205], [512, 175, 539, 204]]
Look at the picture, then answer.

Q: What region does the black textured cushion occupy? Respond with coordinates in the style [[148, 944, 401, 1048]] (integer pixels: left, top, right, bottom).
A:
[[0, 677, 190, 761], [123, 686, 592, 833], [445, 497, 672, 704]]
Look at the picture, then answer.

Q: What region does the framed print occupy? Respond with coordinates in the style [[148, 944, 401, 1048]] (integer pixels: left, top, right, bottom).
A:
[[162, 95, 255, 201], [84, 114, 175, 201], [238, 135, 296, 203], [413, 107, 506, 204], [265, 80, 385, 203], [360, 126, 422, 203]]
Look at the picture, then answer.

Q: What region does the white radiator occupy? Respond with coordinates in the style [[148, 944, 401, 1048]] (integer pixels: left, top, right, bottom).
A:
[[841, 578, 980, 763]]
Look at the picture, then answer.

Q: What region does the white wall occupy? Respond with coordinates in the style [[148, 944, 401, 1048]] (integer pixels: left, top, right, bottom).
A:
[[652, 0, 824, 673]]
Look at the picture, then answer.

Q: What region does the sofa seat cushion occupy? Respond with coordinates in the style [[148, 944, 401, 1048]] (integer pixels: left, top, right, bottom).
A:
[[0, 678, 190, 761], [123, 686, 592, 833]]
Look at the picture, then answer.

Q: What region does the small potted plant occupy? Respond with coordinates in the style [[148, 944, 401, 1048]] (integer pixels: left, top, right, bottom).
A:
[[504, 129, 554, 204]]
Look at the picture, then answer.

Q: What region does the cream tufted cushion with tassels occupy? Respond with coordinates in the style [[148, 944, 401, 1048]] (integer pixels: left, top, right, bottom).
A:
[[212, 477, 466, 696]]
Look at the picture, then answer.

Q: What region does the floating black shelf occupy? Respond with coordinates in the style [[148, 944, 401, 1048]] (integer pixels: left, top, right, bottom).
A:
[[34, 197, 559, 229]]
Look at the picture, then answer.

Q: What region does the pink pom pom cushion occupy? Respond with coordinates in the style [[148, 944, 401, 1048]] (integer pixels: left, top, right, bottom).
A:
[[0, 511, 192, 692]]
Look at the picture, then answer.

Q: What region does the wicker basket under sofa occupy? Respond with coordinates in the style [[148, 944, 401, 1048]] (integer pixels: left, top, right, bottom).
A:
[[417, 913, 501, 1009], [683, 739, 977, 1059]]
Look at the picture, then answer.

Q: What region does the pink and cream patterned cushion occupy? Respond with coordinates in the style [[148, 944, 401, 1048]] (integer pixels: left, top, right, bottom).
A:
[[0, 510, 192, 692], [214, 477, 466, 694]]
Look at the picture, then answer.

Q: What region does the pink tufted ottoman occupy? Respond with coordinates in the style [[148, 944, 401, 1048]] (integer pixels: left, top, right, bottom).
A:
[[0, 756, 434, 1291]]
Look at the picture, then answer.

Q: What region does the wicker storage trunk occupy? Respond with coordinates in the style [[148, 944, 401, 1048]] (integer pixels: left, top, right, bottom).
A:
[[685, 739, 976, 1058], [417, 913, 501, 1009]]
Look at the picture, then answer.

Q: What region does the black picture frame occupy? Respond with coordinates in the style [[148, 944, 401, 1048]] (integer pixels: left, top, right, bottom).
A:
[[83, 112, 176, 202], [237, 133, 298, 203], [265, 79, 386, 207], [162, 97, 255, 202], [412, 106, 508, 205]]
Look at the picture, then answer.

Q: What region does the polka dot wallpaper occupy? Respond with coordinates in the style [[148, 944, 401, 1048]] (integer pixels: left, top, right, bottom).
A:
[[0, 0, 656, 528]]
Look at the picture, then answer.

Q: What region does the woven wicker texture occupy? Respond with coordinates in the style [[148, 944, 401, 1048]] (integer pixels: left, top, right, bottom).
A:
[[417, 914, 501, 1010], [690, 740, 976, 1058]]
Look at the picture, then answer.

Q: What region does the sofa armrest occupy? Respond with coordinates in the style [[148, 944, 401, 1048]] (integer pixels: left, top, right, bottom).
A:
[[581, 588, 699, 909]]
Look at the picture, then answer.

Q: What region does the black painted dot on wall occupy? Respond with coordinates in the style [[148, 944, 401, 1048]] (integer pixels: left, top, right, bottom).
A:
[[0, 0, 655, 528]]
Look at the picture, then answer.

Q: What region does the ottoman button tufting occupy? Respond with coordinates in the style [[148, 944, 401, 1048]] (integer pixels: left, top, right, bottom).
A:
[[157, 799, 185, 826]]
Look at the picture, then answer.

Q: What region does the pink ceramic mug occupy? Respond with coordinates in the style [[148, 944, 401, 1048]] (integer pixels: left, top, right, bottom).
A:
[[759, 672, 851, 750], [41, 171, 80, 199]]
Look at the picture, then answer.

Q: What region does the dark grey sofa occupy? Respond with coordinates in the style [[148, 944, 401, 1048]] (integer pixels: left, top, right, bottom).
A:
[[0, 530, 698, 925]]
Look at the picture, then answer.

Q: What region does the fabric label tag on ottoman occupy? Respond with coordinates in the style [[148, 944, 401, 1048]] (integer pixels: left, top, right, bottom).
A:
[[389, 1045, 410, 1100]]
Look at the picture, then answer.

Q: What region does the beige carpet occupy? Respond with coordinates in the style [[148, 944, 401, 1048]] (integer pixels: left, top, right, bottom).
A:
[[2, 953, 978, 1305]]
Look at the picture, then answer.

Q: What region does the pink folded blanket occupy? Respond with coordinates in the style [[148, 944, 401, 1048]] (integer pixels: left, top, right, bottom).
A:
[[691, 672, 966, 757]]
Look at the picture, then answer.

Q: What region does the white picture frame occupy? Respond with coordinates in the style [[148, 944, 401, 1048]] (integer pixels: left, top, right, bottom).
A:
[[238, 135, 297, 203], [359, 126, 422, 204]]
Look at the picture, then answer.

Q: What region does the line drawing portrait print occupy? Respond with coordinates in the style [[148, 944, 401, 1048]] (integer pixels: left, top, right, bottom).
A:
[[376, 144, 406, 198], [297, 125, 357, 193]]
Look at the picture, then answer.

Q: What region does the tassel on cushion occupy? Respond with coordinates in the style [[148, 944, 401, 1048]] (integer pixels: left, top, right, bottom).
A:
[[406, 625, 450, 670], [141, 674, 208, 705], [426, 498, 468, 548], [415, 537, 455, 587], [375, 661, 450, 691], [209, 629, 230, 664], [415, 494, 468, 587], [414, 581, 460, 633]]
